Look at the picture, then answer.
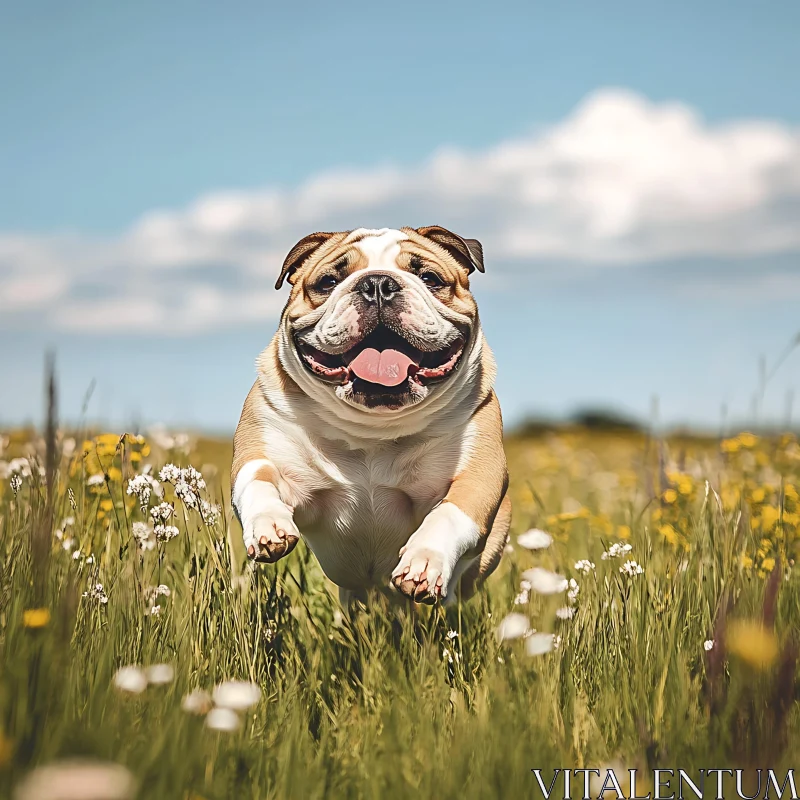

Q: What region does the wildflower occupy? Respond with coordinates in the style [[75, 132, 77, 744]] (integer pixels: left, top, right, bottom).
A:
[[513, 587, 530, 605], [574, 559, 596, 574], [521, 567, 568, 595], [446, 629, 458, 641], [160, 464, 206, 510], [496, 612, 530, 641], [201, 500, 221, 526], [525, 632, 555, 657], [131, 521, 156, 551], [87, 473, 105, 487], [154, 524, 179, 543], [158, 464, 181, 483], [205, 707, 241, 732], [13, 760, 136, 800], [144, 585, 171, 603], [113, 666, 148, 694], [567, 579, 580, 604], [126, 473, 161, 509], [553, 634, 562, 650], [23, 608, 51, 628], [556, 606, 576, 620], [8, 457, 32, 476], [146, 605, 162, 617], [83, 584, 109, 605], [727, 620, 779, 670], [182, 689, 213, 715], [517, 528, 553, 550], [150, 502, 173, 523], [145, 664, 174, 685], [601, 542, 632, 560], [704, 640, 715, 652], [619, 560, 644, 577], [212, 681, 261, 711], [10, 473, 22, 495]]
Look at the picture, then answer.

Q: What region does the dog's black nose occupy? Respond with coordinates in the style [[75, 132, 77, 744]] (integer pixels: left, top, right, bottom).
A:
[[356, 273, 401, 305]]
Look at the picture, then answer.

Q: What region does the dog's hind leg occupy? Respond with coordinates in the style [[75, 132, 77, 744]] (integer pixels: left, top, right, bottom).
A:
[[457, 491, 511, 600]]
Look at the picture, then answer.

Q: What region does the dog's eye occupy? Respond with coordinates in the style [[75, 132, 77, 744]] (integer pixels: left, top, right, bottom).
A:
[[420, 271, 444, 290], [315, 275, 339, 293]]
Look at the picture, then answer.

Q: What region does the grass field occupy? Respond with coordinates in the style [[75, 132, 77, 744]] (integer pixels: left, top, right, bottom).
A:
[[1, 418, 799, 799]]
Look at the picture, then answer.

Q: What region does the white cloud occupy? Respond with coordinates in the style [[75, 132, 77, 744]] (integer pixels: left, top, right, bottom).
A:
[[2, 88, 800, 333]]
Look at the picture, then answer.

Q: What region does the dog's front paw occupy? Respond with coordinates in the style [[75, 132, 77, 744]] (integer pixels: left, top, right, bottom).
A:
[[391, 545, 449, 604], [244, 512, 300, 564]]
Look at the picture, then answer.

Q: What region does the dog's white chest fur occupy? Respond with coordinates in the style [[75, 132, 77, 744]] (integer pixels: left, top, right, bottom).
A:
[[285, 432, 466, 589]]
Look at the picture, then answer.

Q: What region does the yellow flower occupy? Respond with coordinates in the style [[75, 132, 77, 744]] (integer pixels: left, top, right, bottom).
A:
[[107, 466, 123, 483], [740, 555, 754, 570], [617, 525, 631, 540], [721, 487, 740, 509], [659, 524, 679, 545], [99, 498, 114, 512], [677, 478, 693, 496], [761, 557, 776, 572], [760, 506, 780, 530], [727, 620, 779, 670], [721, 438, 741, 454], [557, 508, 590, 522], [736, 432, 758, 449], [784, 484, 798, 501], [23, 608, 51, 628], [663, 489, 678, 504], [750, 487, 766, 504]]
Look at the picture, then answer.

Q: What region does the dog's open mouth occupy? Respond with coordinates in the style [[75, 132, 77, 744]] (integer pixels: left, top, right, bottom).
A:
[[295, 326, 466, 399]]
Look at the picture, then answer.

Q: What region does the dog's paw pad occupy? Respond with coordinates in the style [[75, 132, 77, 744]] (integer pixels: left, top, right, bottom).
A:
[[391, 548, 447, 604], [244, 516, 299, 564]]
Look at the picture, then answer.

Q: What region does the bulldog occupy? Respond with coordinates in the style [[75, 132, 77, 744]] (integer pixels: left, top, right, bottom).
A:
[[231, 226, 510, 605]]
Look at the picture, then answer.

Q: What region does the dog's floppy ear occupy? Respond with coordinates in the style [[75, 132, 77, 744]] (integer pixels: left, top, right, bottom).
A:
[[416, 225, 484, 274], [275, 232, 336, 290]]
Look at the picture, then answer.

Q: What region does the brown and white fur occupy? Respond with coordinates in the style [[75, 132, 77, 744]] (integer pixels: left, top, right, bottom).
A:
[[231, 226, 510, 605]]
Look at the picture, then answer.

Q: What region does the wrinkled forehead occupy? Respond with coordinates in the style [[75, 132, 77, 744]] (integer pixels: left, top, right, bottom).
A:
[[345, 228, 409, 269], [313, 227, 466, 279]]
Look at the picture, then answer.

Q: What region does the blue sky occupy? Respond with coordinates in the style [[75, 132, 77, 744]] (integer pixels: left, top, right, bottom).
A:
[[1, 1, 799, 432]]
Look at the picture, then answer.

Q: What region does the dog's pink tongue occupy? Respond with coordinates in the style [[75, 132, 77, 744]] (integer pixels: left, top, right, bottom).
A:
[[349, 348, 415, 387]]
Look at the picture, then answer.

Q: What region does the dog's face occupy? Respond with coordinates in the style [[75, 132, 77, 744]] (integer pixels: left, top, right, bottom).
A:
[[275, 226, 484, 413]]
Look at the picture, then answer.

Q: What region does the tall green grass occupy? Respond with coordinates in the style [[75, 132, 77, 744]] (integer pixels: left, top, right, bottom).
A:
[[0, 421, 797, 799]]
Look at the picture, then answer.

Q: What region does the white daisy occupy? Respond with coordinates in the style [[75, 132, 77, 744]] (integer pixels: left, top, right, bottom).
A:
[[113, 666, 148, 694], [212, 680, 261, 711], [496, 612, 531, 641], [517, 528, 553, 550], [521, 567, 569, 595]]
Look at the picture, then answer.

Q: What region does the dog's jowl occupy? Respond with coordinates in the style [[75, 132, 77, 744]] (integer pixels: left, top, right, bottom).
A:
[[231, 226, 510, 604]]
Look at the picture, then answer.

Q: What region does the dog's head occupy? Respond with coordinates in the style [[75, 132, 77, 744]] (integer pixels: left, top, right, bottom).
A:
[[275, 226, 485, 414]]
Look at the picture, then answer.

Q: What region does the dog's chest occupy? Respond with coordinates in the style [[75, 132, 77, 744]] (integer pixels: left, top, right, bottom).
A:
[[288, 436, 461, 588]]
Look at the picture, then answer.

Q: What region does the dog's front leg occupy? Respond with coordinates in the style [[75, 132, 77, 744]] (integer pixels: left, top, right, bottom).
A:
[[391, 392, 508, 604], [233, 458, 300, 563]]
